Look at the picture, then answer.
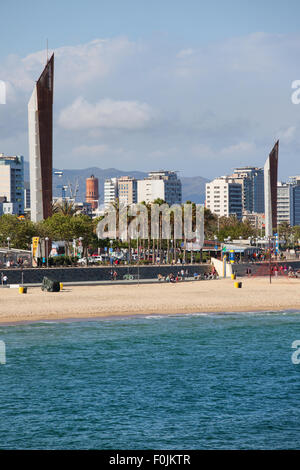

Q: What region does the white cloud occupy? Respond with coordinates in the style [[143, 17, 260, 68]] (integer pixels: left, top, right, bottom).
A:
[[176, 48, 195, 59], [59, 97, 155, 130], [72, 144, 109, 156], [72, 144, 124, 157], [2, 33, 300, 176], [278, 126, 296, 144], [220, 142, 256, 156]]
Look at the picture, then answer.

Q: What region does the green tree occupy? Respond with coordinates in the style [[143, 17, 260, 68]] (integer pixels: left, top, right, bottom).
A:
[[0, 214, 36, 250]]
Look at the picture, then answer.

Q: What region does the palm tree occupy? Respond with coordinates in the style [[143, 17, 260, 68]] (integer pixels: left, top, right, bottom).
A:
[[52, 199, 76, 216]]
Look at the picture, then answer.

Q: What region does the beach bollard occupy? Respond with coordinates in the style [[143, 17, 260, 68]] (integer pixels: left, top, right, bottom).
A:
[[60, 283, 63, 291], [234, 281, 242, 288], [231, 274, 236, 280]]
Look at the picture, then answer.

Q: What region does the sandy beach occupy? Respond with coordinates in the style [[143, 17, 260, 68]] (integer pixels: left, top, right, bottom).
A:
[[0, 276, 299, 323]]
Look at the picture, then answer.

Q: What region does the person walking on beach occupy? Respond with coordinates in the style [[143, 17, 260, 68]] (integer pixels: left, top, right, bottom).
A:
[[113, 270, 117, 281], [3, 275, 8, 285]]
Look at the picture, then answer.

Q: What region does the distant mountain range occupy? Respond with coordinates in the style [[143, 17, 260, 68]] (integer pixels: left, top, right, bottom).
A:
[[24, 162, 208, 204]]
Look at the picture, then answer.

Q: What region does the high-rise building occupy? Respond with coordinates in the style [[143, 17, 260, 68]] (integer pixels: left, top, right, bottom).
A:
[[0, 154, 24, 215], [277, 182, 292, 225], [24, 182, 30, 210], [205, 176, 243, 220], [277, 177, 300, 226], [85, 175, 99, 210], [28, 54, 54, 222], [104, 178, 118, 208], [289, 176, 300, 226], [231, 167, 264, 213], [137, 171, 182, 205], [264, 141, 279, 237], [117, 176, 137, 206]]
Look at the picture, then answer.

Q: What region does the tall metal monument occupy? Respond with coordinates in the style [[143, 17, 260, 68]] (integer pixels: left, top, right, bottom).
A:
[[28, 54, 54, 222], [264, 140, 279, 237]]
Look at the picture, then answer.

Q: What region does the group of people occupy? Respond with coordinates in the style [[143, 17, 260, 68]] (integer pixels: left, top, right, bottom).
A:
[[193, 268, 218, 280], [158, 269, 189, 282], [272, 264, 290, 276], [158, 267, 218, 282]]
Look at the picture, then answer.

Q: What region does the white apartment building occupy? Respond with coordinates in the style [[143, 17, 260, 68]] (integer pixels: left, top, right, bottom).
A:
[[104, 178, 118, 208], [205, 177, 243, 219], [0, 154, 24, 215], [276, 179, 300, 226], [137, 171, 182, 205], [277, 182, 292, 225]]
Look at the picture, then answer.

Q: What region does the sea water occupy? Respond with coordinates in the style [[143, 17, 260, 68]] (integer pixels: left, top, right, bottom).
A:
[[0, 312, 300, 449]]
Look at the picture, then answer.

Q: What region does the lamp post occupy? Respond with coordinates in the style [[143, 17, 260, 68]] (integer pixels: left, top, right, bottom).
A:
[[109, 239, 113, 267], [239, 235, 242, 262], [79, 237, 83, 263], [214, 235, 218, 259], [45, 237, 49, 268], [7, 237, 10, 251]]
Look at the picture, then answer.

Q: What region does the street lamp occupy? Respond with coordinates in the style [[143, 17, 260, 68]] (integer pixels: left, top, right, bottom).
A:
[[78, 237, 84, 262], [7, 237, 10, 250], [45, 237, 49, 268], [109, 239, 113, 266]]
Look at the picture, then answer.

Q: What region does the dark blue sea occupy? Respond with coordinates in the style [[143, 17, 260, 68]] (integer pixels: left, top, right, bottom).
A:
[[0, 311, 300, 449]]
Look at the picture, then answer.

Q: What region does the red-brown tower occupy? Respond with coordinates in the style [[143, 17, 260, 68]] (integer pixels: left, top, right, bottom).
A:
[[85, 175, 99, 210]]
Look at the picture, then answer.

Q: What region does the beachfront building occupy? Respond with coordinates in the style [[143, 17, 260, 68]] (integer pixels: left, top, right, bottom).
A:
[[0, 154, 24, 215], [104, 178, 118, 208], [231, 167, 264, 214], [277, 182, 293, 225], [205, 176, 243, 220], [264, 141, 279, 237], [289, 176, 300, 226], [28, 54, 54, 222], [277, 178, 300, 226], [137, 171, 182, 205], [118, 176, 137, 206]]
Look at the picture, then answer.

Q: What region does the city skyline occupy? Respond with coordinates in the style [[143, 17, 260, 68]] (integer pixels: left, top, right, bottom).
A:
[[1, 2, 300, 180]]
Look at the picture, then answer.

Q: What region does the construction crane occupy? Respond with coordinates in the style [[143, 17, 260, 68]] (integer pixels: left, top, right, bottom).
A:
[[67, 178, 79, 201], [53, 170, 78, 200]]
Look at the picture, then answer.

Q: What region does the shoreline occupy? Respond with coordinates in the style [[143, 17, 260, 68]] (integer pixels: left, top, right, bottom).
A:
[[0, 276, 300, 325], [0, 307, 299, 327]]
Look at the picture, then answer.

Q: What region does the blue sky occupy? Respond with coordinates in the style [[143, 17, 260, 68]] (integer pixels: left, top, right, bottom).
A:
[[1, 0, 300, 179]]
